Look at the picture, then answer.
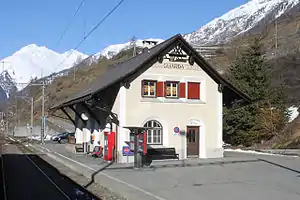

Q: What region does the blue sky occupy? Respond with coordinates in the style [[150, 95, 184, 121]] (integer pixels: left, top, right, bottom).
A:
[[0, 0, 248, 58]]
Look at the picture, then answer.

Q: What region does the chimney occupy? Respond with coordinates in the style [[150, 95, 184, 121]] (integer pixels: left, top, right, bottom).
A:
[[142, 40, 158, 49]]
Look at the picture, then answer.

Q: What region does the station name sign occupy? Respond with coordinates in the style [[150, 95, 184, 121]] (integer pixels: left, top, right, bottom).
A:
[[153, 62, 201, 71]]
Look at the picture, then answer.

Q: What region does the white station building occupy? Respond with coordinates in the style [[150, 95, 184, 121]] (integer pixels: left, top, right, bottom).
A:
[[51, 34, 250, 164]]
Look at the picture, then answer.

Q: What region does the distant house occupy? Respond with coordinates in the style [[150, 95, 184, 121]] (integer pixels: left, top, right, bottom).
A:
[[51, 34, 250, 163]]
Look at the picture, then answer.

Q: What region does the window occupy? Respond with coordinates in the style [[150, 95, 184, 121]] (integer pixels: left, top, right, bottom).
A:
[[144, 120, 163, 145], [165, 81, 179, 98], [142, 80, 156, 97]]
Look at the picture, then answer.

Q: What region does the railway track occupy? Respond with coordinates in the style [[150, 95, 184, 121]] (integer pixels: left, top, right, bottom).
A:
[[0, 144, 99, 200]]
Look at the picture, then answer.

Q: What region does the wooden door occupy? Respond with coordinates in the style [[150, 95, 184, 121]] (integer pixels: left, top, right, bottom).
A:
[[186, 126, 199, 156]]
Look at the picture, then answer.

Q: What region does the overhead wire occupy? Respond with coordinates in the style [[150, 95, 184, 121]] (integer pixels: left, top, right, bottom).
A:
[[55, 0, 87, 48], [52, 0, 126, 73]]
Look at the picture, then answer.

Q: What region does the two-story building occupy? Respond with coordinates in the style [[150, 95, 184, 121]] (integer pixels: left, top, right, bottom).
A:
[[50, 34, 250, 164]]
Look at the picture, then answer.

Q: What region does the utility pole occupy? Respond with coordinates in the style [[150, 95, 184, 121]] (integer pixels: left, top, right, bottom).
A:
[[275, 19, 278, 49], [73, 65, 76, 81], [130, 36, 137, 57], [31, 97, 34, 140], [0, 60, 10, 74], [275, 18, 278, 56], [133, 42, 136, 57], [41, 82, 45, 144], [41, 68, 43, 79], [16, 99, 19, 126]]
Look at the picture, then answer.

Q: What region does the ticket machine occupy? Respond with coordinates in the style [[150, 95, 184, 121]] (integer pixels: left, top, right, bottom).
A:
[[129, 131, 147, 154], [125, 127, 149, 168], [104, 131, 115, 161]]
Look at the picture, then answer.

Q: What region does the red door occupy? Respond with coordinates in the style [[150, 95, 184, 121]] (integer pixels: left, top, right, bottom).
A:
[[186, 126, 199, 156]]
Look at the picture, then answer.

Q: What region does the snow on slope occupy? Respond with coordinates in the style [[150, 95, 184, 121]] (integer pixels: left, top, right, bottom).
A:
[[0, 44, 88, 90], [288, 106, 299, 122], [95, 38, 164, 59], [184, 0, 300, 45]]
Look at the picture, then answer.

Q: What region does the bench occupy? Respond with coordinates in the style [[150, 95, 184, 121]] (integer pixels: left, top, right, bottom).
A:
[[144, 147, 179, 166]]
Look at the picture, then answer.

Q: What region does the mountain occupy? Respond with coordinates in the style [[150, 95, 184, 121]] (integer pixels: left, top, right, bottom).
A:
[[184, 0, 300, 45], [0, 70, 17, 101], [0, 38, 164, 92], [0, 44, 88, 91]]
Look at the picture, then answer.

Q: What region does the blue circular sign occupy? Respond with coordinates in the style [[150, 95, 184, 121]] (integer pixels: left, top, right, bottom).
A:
[[174, 127, 180, 134]]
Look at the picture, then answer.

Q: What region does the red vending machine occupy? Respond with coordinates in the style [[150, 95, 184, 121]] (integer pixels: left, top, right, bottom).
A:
[[104, 131, 115, 161], [129, 131, 147, 154], [138, 131, 147, 154]]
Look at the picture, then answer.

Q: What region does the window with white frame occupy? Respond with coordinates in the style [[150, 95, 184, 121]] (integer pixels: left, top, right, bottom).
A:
[[143, 120, 163, 145], [141, 80, 156, 97], [165, 81, 178, 98]]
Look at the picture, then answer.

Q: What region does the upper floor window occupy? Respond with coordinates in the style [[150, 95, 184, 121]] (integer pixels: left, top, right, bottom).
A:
[[142, 80, 156, 97], [165, 81, 179, 98], [141, 79, 201, 100]]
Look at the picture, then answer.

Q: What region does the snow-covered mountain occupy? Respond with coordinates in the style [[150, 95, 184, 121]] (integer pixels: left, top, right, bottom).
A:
[[0, 38, 163, 96], [184, 0, 300, 45], [0, 44, 88, 90]]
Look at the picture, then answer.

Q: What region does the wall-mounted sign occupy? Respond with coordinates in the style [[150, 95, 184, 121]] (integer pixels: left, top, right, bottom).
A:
[[153, 63, 201, 71], [173, 127, 180, 134], [122, 146, 134, 156], [188, 119, 201, 126]]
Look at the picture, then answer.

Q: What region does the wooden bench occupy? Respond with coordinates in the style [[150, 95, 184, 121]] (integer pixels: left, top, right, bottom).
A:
[[144, 147, 179, 166]]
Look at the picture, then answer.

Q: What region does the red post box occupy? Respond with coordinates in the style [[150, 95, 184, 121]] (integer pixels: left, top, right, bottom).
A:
[[104, 131, 115, 161]]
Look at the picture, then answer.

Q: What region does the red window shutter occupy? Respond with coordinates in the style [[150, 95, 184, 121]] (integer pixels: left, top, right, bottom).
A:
[[179, 83, 186, 98], [157, 81, 164, 97], [141, 80, 145, 97], [188, 82, 200, 99]]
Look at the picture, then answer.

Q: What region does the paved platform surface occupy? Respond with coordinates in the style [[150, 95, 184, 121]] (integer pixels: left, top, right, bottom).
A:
[[32, 142, 300, 200]]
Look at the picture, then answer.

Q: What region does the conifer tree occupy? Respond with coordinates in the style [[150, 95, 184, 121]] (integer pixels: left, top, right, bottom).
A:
[[223, 37, 289, 146]]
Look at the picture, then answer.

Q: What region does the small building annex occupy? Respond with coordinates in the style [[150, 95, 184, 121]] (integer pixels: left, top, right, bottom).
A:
[[50, 34, 250, 163]]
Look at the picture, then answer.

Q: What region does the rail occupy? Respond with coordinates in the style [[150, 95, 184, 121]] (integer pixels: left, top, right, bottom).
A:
[[0, 155, 7, 200], [24, 155, 71, 200]]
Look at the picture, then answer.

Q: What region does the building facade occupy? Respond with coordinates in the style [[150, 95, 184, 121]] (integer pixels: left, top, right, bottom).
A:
[[112, 53, 223, 163]]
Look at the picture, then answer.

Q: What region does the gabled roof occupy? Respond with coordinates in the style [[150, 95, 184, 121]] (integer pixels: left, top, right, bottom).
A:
[[50, 34, 251, 111]]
